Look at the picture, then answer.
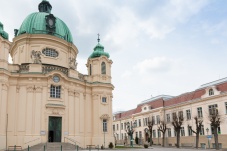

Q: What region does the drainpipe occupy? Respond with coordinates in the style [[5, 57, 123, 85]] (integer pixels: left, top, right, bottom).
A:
[[6, 114, 8, 151]]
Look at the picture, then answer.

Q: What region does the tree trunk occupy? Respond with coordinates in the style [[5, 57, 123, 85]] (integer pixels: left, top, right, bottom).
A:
[[195, 132, 199, 149], [176, 130, 180, 148], [162, 132, 165, 147], [150, 131, 153, 146], [213, 126, 219, 150]]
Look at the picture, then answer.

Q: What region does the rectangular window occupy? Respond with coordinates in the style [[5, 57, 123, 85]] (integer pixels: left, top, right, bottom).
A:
[[121, 123, 123, 130], [134, 120, 137, 127], [103, 119, 107, 132], [117, 124, 118, 130], [50, 85, 61, 98], [181, 127, 185, 136], [209, 104, 218, 115], [172, 112, 176, 120], [113, 125, 115, 131], [139, 119, 141, 127], [153, 130, 156, 138], [139, 131, 142, 138], [197, 107, 203, 118], [186, 109, 191, 120], [144, 118, 148, 126], [152, 116, 155, 124], [158, 130, 161, 137], [124, 123, 127, 129], [200, 125, 204, 135], [188, 126, 192, 136], [166, 114, 170, 123], [178, 111, 183, 119], [121, 133, 123, 140], [102, 97, 107, 103], [156, 115, 160, 124], [225, 102, 227, 114], [168, 128, 171, 137], [136, 132, 138, 137]]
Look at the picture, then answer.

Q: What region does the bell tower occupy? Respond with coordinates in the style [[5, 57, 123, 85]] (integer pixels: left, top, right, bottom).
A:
[[87, 35, 112, 83]]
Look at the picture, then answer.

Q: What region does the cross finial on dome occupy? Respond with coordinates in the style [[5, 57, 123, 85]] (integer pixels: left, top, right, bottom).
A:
[[97, 33, 100, 43]]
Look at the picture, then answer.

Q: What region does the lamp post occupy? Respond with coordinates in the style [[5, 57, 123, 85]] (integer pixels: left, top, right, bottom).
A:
[[126, 122, 136, 147], [206, 128, 210, 149]]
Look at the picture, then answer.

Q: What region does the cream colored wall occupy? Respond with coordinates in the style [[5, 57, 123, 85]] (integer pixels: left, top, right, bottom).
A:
[[86, 56, 112, 84], [0, 34, 114, 149], [113, 93, 227, 148], [10, 34, 78, 68]]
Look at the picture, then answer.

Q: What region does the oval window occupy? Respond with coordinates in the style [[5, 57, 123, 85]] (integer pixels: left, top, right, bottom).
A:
[[42, 48, 58, 57]]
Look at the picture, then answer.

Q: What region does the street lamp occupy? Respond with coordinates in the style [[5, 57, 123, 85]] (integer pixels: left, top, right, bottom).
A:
[[126, 121, 136, 147], [206, 128, 210, 149]]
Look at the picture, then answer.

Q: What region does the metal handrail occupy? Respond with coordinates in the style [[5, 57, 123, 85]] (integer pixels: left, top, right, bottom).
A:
[[24, 138, 40, 145], [64, 137, 80, 145]]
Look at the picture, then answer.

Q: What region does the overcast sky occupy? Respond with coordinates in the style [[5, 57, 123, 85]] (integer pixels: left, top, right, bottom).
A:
[[1, 0, 227, 112]]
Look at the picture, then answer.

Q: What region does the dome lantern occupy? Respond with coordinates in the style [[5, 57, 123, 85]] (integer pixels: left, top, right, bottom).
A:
[[38, 0, 52, 13]]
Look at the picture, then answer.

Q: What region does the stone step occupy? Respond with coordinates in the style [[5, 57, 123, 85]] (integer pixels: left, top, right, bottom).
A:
[[22, 143, 79, 151]]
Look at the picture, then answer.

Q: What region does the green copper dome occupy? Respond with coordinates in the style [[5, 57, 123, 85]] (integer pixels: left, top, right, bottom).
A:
[[16, 1, 73, 43], [89, 42, 110, 59], [0, 22, 9, 40]]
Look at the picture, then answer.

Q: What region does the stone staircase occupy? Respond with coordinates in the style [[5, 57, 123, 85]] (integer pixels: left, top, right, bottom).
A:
[[23, 142, 79, 151]]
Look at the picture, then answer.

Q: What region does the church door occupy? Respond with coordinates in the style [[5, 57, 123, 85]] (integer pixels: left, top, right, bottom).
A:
[[48, 116, 62, 142]]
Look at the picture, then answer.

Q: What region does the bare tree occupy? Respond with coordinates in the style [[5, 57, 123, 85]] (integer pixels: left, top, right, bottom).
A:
[[158, 121, 167, 147], [209, 108, 221, 150], [171, 112, 183, 148], [188, 116, 203, 149], [148, 116, 154, 146]]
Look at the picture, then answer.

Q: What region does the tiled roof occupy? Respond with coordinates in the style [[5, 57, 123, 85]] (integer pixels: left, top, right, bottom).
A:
[[114, 80, 227, 120]]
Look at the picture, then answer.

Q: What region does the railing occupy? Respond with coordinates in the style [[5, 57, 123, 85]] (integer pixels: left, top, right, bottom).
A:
[[24, 138, 41, 148], [64, 137, 80, 149], [42, 65, 68, 76], [19, 64, 29, 73]]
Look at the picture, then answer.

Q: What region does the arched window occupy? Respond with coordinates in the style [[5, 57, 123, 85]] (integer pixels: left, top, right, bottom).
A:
[[101, 62, 106, 74], [209, 89, 214, 96], [90, 64, 92, 75]]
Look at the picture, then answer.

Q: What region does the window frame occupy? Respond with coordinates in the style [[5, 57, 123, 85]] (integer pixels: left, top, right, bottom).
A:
[[103, 119, 107, 132], [209, 88, 214, 96], [101, 62, 106, 74], [50, 85, 61, 98], [186, 109, 191, 120], [197, 107, 203, 118]]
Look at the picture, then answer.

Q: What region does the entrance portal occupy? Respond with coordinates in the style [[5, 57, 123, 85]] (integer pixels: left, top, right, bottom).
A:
[[48, 116, 62, 142]]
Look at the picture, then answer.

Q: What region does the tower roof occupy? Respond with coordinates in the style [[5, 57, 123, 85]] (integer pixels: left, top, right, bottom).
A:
[[16, 1, 73, 43], [89, 35, 110, 59]]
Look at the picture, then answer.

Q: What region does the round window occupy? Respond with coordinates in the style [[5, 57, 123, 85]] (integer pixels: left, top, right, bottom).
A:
[[53, 76, 60, 83]]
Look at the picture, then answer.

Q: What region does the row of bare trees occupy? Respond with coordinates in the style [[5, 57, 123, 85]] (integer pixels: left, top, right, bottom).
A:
[[146, 109, 221, 150]]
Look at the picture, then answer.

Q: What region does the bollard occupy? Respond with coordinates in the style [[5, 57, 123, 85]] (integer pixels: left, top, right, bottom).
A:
[[76, 145, 79, 151], [14, 145, 16, 151], [61, 145, 62, 151], [28, 145, 30, 151], [44, 145, 45, 151]]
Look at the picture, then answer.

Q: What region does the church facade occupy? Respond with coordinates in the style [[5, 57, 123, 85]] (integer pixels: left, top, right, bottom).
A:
[[0, 0, 114, 149]]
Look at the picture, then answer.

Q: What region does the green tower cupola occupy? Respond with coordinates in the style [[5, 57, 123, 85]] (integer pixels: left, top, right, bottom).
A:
[[0, 22, 9, 40], [89, 35, 110, 59], [16, 0, 73, 43]]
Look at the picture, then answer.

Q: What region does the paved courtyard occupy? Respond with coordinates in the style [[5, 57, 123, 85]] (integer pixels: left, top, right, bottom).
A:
[[82, 146, 217, 151]]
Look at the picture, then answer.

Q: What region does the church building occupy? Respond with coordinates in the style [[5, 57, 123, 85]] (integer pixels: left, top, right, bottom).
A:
[[0, 0, 114, 149]]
